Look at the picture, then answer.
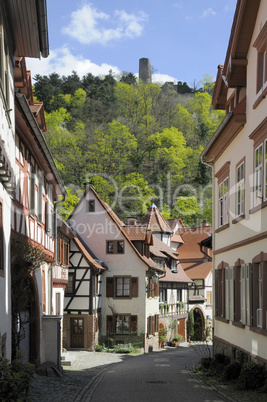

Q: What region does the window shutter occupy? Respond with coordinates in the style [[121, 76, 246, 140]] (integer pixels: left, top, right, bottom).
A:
[[263, 262, 267, 329], [246, 263, 252, 327], [107, 315, 113, 334], [106, 277, 114, 297], [155, 314, 159, 333], [215, 269, 218, 317], [131, 277, 138, 297], [225, 268, 229, 320], [229, 267, 234, 322], [241, 264, 246, 325], [155, 281, 159, 297], [151, 279, 155, 298], [130, 315, 137, 333]]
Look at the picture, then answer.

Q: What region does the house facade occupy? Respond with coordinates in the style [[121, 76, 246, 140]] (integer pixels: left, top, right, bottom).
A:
[[68, 186, 164, 352], [202, 0, 267, 364], [176, 224, 213, 341], [0, 0, 49, 362]]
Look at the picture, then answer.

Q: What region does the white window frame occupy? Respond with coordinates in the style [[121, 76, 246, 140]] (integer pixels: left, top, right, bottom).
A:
[[255, 144, 263, 206], [236, 162, 244, 216], [218, 177, 229, 227]]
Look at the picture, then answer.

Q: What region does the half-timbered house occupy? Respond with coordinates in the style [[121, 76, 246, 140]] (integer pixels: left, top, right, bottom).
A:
[[0, 0, 49, 361], [63, 234, 105, 350], [68, 186, 164, 351], [11, 56, 67, 366]]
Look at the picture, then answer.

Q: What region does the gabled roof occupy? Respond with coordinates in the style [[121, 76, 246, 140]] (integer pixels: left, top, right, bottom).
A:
[[150, 235, 179, 260], [177, 226, 212, 261], [182, 261, 212, 280], [165, 218, 184, 231], [142, 204, 173, 234], [68, 186, 165, 273]]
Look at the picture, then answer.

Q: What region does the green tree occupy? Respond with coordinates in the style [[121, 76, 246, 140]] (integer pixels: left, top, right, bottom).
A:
[[173, 196, 200, 227]]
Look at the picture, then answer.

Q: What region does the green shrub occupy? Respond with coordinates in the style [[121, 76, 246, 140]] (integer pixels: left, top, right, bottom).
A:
[[222, 360, 241, 382], [0, 350, 35, 401], [113, 343, 134, 353], [214, 353, 230, 365], [95, 344, 105, 352], [105, 337, 115, 349], [238, 362, 266, 390], [172, 334, 183, 342]]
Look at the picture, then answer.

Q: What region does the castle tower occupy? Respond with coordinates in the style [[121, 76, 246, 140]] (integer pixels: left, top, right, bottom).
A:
[[139, 58, 151, 84]]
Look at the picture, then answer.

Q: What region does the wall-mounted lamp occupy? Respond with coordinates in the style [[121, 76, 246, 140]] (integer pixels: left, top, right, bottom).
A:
[[146, 271, 159, 294]]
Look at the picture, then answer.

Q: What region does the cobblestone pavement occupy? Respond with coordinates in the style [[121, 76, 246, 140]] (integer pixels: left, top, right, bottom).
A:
[[29, 351, 130, 402]]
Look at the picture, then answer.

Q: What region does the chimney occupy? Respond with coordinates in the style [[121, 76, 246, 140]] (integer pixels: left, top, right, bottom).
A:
[[202, 220, 209, 227], [127, 219, 137, 226]]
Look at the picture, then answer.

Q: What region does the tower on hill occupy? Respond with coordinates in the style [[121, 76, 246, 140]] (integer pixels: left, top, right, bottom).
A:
[[139, 58, 151, 84]]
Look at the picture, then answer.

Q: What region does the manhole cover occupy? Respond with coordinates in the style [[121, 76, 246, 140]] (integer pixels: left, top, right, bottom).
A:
[[146, 381, 168, 384]]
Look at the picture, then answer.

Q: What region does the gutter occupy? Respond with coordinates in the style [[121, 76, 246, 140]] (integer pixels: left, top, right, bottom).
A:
[[16, 93, 67, 198], [36, 0, 49, 58], [200, 112, 233, 162]]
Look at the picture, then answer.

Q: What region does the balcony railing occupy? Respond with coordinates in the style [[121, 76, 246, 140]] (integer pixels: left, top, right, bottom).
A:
[[52, 265, 68, 283], [159, 302, 188, 317]]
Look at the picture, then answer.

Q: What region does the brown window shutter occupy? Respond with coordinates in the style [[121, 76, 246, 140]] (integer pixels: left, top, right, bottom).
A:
[[151, 280, 155, 298], [131, 277, 138, 297], [130, 315, 137, 333], [107, 315, 113, 334], [152, 315, 155, 334], [155, 281, 159, 297], [155, 314, 159, 333], [106, 277, 114, 297]]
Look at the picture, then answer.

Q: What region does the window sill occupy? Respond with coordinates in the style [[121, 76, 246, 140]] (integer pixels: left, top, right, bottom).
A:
[[249, 200, 267, 214], [215, 316, 229, 324], [232, 321, 245, 329], [232, 214, 245, 224], [215, 223, 230, 234], [249, 326, 267, 336]]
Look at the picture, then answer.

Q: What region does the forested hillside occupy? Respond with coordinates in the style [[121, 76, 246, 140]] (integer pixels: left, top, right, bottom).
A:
[[34, 72, 224, 225]]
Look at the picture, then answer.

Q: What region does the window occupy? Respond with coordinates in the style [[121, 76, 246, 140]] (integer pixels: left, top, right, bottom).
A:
[[218, 178, 229, 226], [57, 238, 69, 266], [0, 201, 3, 272], [236, 162, 244, 216], [159, 287, 167, 302], [106, 240, 124, 254], [86, 200, 95, 212], [37, 176, 43, 223], [66, 273, 75, 294], [255, 144, 263, 205], [253, 22, 267, 96], [0, 25, 9, 111], [147, 315, 159, 336], [206, 292, 212, 305], [29, 165, 35, 216], [106, 276, 138, 298], [116, 277, 130, 297], [107, 314, 137, 335]]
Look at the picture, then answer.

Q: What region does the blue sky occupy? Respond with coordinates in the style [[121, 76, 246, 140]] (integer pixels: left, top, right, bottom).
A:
[[27, 0, 236, 86]]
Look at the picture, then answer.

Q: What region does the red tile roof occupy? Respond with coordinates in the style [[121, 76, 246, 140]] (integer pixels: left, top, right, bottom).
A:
[[150, 235, 179, 260], [142, 204, 173, 233], [182, 261, 212, 280], [160, 263, 192, 283], [122, 226, 152, 243], [176, 226, 212, 260]]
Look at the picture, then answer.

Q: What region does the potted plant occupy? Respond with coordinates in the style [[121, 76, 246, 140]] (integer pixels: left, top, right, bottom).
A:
[[171, 334, 183, 347], [159, 327, 167, 348]]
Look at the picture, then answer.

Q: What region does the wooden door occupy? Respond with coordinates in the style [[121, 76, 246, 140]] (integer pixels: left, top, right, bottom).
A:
[[71, 318, 84, 348], [177, 318, 185, 341]]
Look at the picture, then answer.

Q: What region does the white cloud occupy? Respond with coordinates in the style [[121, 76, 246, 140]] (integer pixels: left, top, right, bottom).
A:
[[201, 8, 216, 18], [26, 47, 121, 80], [62, 4, 148, 45]]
